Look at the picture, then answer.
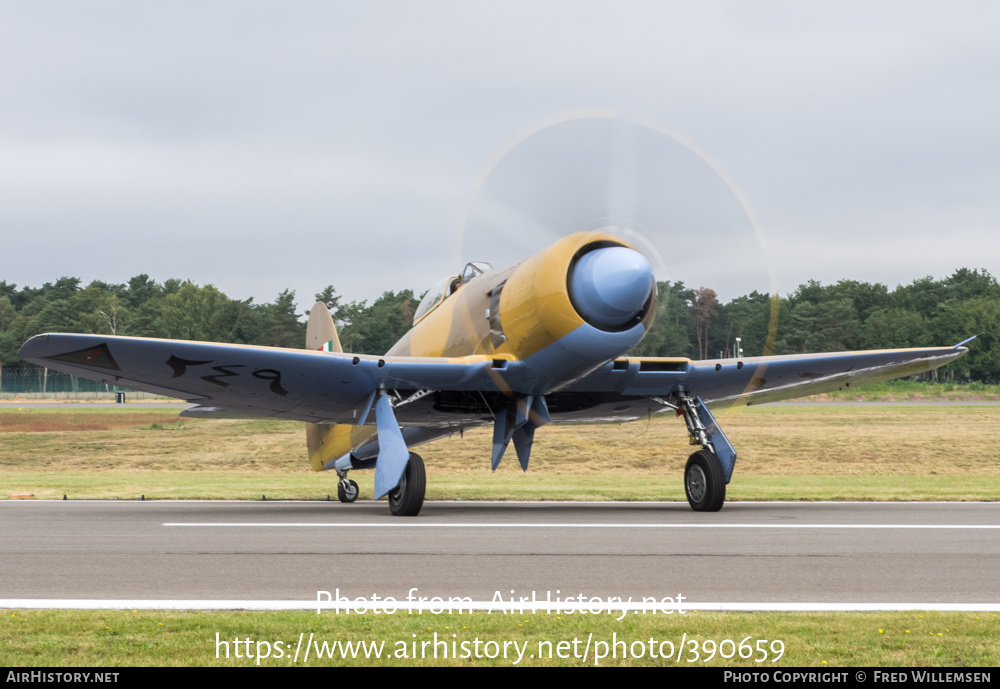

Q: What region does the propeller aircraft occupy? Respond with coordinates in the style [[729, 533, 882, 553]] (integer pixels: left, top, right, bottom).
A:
[[19, 230, 968, 516]]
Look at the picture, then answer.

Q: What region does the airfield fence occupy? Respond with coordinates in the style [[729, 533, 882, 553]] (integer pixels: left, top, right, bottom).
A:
[[0, 368, 169, 401]]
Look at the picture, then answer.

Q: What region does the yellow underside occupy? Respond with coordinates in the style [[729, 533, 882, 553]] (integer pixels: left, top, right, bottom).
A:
[[308, 422, 376, 472]]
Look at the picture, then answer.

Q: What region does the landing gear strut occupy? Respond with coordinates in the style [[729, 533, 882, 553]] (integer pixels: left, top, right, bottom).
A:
[[388, 452, 425, 516], [675, 395, 736, 513]]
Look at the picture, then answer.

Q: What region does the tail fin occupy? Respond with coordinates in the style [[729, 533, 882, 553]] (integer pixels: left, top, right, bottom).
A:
[[306, 301, 342, 353], [306, 302, 343, 467]]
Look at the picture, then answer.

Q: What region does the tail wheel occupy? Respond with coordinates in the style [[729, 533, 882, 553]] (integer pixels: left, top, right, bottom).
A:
[[684, 450, 725, 512], [388, 452, 425, 516], [337, 479, 359, 503]]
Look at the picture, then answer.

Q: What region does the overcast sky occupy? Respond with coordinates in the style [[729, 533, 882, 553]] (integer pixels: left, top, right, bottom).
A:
[[2, 1, 998, 311]]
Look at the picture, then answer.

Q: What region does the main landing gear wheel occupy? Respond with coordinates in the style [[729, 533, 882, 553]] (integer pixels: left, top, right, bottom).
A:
[[685, 450, 725, 512], [388, 452, 425, 517], [337, 478, 359, 503]]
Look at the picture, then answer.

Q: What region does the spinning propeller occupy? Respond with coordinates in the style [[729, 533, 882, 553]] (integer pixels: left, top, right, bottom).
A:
[[456, 114, 779, 472]]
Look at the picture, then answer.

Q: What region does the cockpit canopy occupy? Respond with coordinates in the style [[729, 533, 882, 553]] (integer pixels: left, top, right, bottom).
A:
[[413, 262, 493, 324]]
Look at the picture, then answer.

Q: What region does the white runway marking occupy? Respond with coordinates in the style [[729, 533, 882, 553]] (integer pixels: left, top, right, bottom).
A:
[[3, 599, 999, 612], [163, 522, 1000, 529]]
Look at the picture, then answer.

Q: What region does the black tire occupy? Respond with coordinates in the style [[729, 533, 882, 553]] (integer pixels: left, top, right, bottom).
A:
[[388, 452, 425, 516], [684, 450, 725, 512], [337, 479, 359, 503]]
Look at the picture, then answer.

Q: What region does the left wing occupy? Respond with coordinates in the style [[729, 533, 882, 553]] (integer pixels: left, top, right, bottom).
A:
[[556, 345, 969, 417]]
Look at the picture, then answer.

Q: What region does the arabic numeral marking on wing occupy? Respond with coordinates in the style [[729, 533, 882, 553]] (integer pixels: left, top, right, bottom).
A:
[[252, 368, 289, 396], [166, 355, 213, 378], [200, 364, 246, 387], [165, 355, 289, 396]]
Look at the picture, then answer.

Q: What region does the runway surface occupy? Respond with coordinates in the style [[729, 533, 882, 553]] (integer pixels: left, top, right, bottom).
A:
[[5, 401, 1000, 408], [2, 501, 998, 607], [0, 402, 187, 408]]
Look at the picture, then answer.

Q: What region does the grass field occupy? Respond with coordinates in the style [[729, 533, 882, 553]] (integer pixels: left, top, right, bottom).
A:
[[1, 405, 998, 501], [814, 379, 1000, 402], [2, 609, 997, 667], [1, 404, 996, 667]]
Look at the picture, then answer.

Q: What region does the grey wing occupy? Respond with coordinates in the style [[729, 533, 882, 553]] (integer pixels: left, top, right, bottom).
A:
[[551, 345, 968, 421], [17, 333, 528, 424]]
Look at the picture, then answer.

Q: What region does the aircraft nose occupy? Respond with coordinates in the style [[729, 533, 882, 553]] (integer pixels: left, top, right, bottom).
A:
[[570, 246, 655, 330]]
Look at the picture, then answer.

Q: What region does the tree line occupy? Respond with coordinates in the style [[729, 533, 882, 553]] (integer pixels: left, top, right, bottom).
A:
[[1, 268, 997, 382], [0, 276, 415, 372], [631, 268, 999, 382]]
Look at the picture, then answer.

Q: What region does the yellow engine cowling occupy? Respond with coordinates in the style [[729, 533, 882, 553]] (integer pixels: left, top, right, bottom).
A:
[[494, 231, 657, 362]]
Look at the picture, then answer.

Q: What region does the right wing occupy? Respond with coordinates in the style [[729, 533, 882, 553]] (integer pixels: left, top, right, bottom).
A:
[[17, 333, 528, 424], [686, 346, 968, 406]]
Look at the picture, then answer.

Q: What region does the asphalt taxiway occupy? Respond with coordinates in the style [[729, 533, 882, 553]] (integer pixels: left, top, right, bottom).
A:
[[2, 501, 998, 607]]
